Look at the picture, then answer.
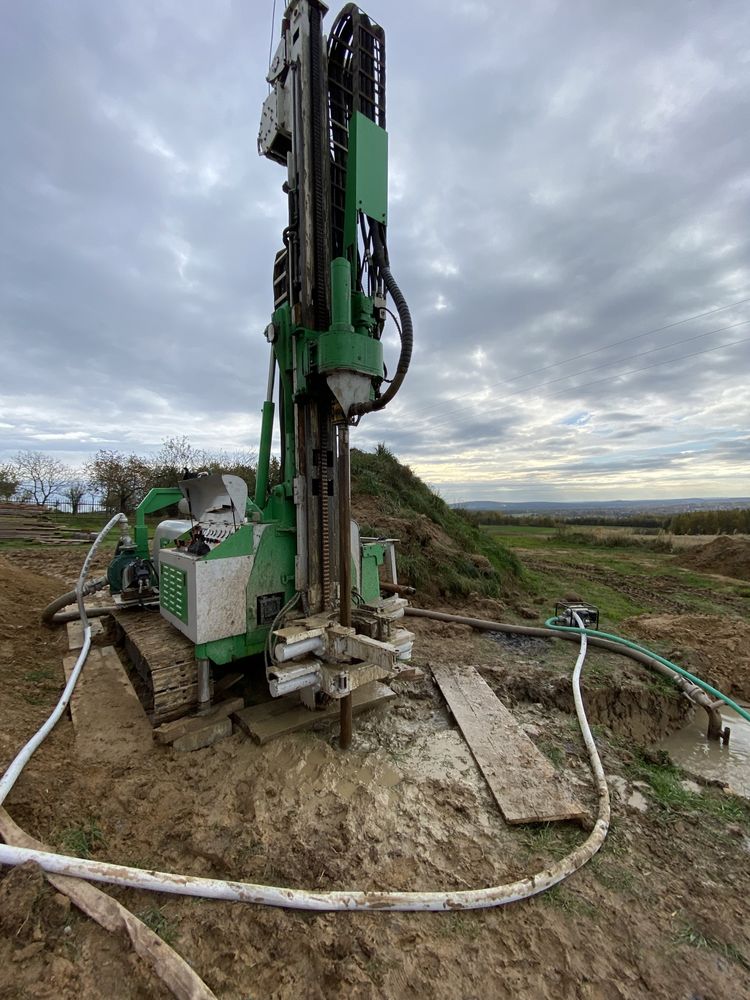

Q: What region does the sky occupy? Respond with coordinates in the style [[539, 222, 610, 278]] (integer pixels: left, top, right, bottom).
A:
[[2, 0, 750, 504]]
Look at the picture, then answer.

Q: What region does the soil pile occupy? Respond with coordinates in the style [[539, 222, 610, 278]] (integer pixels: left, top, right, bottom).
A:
[[621, 612, 750, 701], [680, 534, 750, 580], [0, 554, 63, 631], [351, 445, 522, 603]]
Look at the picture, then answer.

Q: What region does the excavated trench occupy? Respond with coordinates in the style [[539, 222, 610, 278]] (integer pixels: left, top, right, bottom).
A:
[[482, 632, 692, 743]]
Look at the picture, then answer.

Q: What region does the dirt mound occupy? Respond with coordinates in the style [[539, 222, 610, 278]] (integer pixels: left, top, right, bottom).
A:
[[621, 612, 750, 701], [350, 446, 522, 603], [0, 554, 64, 630], [680, 535, 750, 580]]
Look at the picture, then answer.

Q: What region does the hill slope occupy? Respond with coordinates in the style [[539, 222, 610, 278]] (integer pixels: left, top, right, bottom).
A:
[[351, 445, 522, 601]]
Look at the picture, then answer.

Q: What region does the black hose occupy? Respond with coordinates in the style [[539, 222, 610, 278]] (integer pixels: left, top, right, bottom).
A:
[[351, 223, 413, 415]]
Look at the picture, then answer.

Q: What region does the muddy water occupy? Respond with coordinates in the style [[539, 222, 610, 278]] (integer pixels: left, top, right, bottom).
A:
[[661, 711, 750, 798]]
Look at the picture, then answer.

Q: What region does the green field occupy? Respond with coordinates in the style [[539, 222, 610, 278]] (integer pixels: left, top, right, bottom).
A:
[[483, 523, 749, 628]]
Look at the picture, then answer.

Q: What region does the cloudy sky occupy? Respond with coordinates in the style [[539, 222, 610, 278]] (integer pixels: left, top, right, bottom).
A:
[[2, 0, 750, 503]]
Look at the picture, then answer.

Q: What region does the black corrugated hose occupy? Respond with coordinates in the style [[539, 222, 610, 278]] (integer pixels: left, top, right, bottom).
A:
[[352, 222, 413, 415]]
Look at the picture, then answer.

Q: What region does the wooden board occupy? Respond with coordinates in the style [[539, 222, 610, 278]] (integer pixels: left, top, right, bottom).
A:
[[66, 618, 104, 651], [62, 645, 153, 762], [431, 663, 586, 825], [153, 697, 244, 745], [232, 681, 395, 744]]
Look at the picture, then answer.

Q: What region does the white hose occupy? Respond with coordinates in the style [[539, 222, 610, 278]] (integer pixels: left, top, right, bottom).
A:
[[0, 513, 128, 807], [0, 570, 609, 910]]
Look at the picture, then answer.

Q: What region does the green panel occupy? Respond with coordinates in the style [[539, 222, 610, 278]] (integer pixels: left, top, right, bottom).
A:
[[361, 542, 385, 604], [134, 487, 183, 558], [344, 112, 388, 255], [205, 524, 254, 559], [316, 331, 383, 377], [350, 112, 388, 222], [160, 563, 188, 623]]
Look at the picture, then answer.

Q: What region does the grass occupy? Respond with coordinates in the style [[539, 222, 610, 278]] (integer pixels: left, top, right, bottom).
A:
[[58, 820, 106, 858], [538, 740, 565, 768], [352, 444, 522, 599], [674, 922, 750, 970], [138, 906, 179, 946], [538, 885, 597, 917], [521, 822, 582, 860], [24, 668, 57, 683], [437, 912, 482, 939], [626, 752, 750, 826]]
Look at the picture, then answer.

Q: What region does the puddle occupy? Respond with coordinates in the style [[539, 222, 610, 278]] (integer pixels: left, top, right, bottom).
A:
[[660, 711, 750, 798]]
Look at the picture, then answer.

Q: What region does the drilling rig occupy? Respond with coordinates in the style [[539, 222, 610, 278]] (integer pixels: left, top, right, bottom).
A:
[[108, 1, 414, 747]]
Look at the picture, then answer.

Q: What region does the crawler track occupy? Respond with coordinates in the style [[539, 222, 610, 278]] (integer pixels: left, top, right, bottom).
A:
[[113, 608, 205, 725]]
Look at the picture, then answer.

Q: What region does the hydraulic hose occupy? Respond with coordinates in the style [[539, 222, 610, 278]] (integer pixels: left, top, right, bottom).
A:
[[0, 513, 128, 808], [544, 618, 750, 726], [0, 581, 608, 910], [405, 608, 729, 736], [351, 224, 413, 416]]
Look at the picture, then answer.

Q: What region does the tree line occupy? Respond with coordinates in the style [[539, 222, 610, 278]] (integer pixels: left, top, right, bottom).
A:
[[464, 508, 750, 535], [0, 437, 278, 514]]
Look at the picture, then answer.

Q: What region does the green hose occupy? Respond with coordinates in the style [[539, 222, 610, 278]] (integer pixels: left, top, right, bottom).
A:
[[544, 618, 750, 726]]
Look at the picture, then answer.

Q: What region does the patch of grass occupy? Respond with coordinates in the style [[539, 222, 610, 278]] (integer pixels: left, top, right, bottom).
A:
[[24, 668, 57, 683], [538, 740, 565, 769], [590, 858, 637, 894], [438, 912, 482, 939], [674, 922, 750, 971], [138, 906, 179, 946], [539, 885, 596, 917], [58, 820, 106, 858], [626, 753, 750, 826], [22, 692, 51, 705], [522, 822, 582, 859]]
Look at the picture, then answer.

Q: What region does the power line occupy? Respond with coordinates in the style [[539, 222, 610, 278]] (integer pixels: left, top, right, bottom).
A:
[[411, 295, 750, 419], [267, 0, 278, 87], [409, 328, 750, 438], [404, 317, 750, 432]]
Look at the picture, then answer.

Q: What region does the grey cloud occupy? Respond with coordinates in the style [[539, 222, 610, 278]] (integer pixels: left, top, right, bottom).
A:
[[2, 0, 750, 500]]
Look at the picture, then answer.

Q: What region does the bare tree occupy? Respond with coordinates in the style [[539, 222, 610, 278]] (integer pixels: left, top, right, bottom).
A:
[[0, 462, 20, 501], [86, 450, 151, 514], [150, 436, 209, 489], [14, 450, 68, 506], [61, 478, 88, 515]]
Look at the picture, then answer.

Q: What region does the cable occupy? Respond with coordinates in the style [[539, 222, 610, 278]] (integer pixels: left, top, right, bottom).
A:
[[406, 328, 750, 438], [0, 607, 609, 910], [412, 295, 750, 419], [267, 0, 278, 87]]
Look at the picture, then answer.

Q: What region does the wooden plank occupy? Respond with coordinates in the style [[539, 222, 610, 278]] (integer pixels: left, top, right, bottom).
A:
[[431, 663, 586, 825], [232, 681, 395, 744], [62, 645, 152, 761], [66, 618, 104, 651], [172, 718, 233, 753], [153, 697, 244, 745]]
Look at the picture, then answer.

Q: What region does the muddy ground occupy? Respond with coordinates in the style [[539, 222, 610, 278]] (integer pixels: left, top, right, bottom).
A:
[[1, 545, 749, 1000]]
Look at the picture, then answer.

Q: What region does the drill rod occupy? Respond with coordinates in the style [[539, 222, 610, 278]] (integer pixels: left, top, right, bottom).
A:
[[337, 422, 353, 749]]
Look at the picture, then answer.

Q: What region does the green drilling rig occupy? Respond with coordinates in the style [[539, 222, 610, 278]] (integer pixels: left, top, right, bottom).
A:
[[109, 1, 414, 747]]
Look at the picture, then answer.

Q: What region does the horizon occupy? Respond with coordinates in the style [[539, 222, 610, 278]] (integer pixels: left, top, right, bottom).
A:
[[3, 2, 750, 502]]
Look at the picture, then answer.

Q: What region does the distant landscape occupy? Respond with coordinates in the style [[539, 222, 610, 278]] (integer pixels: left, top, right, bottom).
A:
[[453, 497, 750, 517]]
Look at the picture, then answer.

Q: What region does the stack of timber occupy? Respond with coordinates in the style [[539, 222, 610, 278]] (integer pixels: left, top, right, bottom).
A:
[[0, 502, 91, 544]]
